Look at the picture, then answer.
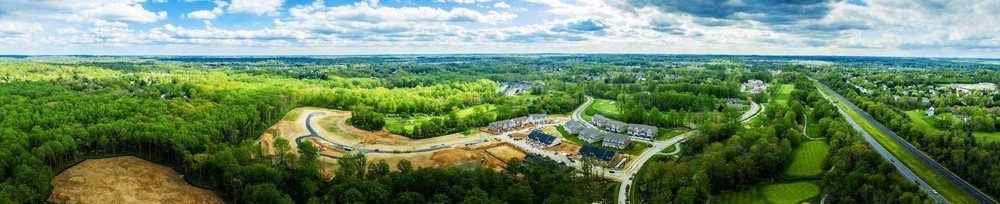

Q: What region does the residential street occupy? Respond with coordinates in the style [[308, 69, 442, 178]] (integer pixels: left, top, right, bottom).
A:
[[614, 99, 761, 204]]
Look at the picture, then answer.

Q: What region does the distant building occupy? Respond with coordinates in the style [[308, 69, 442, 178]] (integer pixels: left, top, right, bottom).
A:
[[740, 79, 768, 94], [726, 98, 745, 109], [626, 124, 658, 139], [602, 133, 631, 149], [488, 120, 516, 133], [579, 127, 605, 143], [956, 114, 972, 122], [592, 114, 610, 127], [592, 115, 626, 132], [527, 130, 561, 148], [563, 121, 585, 134], [512, 116, 529, 126], [528, 114, 549, 125], [577, 145, 617, 165], [926, 107, 935, 116], [920, 97, 931, 104], [488, 114, 548, 133]]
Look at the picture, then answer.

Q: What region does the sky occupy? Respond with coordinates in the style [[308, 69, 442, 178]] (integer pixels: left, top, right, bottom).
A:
[[0, 0, 997, 57]]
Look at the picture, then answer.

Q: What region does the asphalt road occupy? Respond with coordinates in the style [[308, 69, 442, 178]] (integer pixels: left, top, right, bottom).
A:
[[813, 78, 996, 204], [615, 100, 760, 204], [293, 112, 492, 158], [571, 96, 599, 130]]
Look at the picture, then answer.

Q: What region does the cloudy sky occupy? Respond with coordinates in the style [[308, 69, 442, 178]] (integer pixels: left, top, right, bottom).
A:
[[0, 0, 996, 57]]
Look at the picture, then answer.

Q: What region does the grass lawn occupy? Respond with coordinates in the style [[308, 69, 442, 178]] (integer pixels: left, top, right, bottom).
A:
[[972, 131, 1000, 144], [773, 84, 795, 105], [661, 143, 678, 154], [281, 109, 303, 121], [904, 110, 1000, 144], [556, 126, 589, 145], [582, 98, 620, 122], [783, 140, 830, 177], [624, 142, 652, 155], [816, 83, 977, 204], [655, 127, 690, 141], [455, 104, 496, 118], [713, 181, 820, 204], [762, 182, 821, 204], [713, 186, 767, 204], [383, 116, 432, 134], [595, 141, 650, 156]]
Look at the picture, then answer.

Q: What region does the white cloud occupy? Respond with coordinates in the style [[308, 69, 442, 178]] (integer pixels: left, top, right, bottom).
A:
[[435, 0, 492, 4], [0, 0, 168, 24], [73, 1, 168, 23], [493, 1, 512, 9], [288, 2, 517, 25], [186, 7, 224, 20], [57, 28, 81, 35], [228, 0, 284, 15], [521, 0, 563, 7], [0, 0, 997, 57], [0, 21, 44, 37]]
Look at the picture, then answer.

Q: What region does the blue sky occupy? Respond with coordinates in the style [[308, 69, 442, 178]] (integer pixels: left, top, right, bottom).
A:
[[0, 0, 997, 57]]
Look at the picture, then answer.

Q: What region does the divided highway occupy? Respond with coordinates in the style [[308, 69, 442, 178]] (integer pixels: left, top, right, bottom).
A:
[[812, 78, 996, 204]]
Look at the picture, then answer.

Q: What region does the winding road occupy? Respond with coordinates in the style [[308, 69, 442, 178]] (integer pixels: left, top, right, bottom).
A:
[[293, 112, 492, 158], [812, 77, 996, 204], [608, 96, 761, 204]]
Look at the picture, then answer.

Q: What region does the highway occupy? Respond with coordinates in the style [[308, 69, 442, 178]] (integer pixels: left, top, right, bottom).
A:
[[812, 77, 996, 204]]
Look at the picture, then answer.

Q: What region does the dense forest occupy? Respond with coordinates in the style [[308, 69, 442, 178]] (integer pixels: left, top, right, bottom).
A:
[[631, 74, 929, 203], [0, 55, 995, 203], [0, 59, 608, 203]]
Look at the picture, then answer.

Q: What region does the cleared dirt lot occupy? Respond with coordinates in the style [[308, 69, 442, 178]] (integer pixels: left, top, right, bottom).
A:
[[430, 141, 527, 170], [48, 156, 222, 204], [257, 107, 519, 176]]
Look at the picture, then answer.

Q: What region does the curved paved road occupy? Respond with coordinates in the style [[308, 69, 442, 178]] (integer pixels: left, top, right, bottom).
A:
[[616, 100, 761, 204], [813, 77, 996, 204], [293, 112, 492, 158], [572, 96, 599, 130]]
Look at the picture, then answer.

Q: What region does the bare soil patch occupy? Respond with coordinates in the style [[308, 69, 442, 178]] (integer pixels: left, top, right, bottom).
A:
[[431, 141, 527, 170], [48, 156, 222, 204], [548, 142, 582, 156]]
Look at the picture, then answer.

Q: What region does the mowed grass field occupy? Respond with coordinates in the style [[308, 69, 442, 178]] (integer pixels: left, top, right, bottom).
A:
[[904, 110, 1000, 144], [815, 83, 978, 204], [783, 141, 830, 177], [773, 84, 795, 105], [655, 127, 690, 141], [582, 98, 620, 122], [713, 181, 820, 204]]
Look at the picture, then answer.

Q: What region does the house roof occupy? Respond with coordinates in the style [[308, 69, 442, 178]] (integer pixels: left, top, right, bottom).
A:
[[593, 114, 608, 123], [607, 120, 626, 127], [628, 124, 657, 131], [580, 127, 603, 137], [489, 120, 513, 128], [564, 121, 583, 130], [578, 145, 616, 162], [528, 130, 558, 145], [603, 133, 630, 144]]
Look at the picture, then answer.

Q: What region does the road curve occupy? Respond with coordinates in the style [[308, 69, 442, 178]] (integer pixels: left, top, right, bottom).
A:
[[292, 112, 492, 158], [813, 77, 996, 204], [617, 99, 763, 204], [572, 96, 599, 130]]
